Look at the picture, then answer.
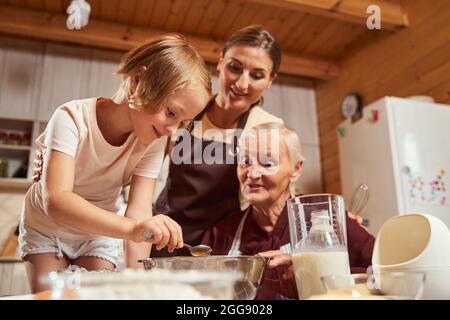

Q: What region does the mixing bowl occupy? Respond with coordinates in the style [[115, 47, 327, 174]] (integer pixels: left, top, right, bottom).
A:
[[43, 268, 241, 300], [139, 255, 268, 300]]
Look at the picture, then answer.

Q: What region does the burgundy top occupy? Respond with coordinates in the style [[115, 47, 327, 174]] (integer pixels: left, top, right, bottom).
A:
[[202, 205, 375, 300]]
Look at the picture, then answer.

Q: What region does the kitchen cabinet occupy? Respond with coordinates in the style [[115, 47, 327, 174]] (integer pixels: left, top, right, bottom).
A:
[[0, 38, 44, 121], [38, 46, 122, 122], [264, 83, 323, 193], [279, 84, 319, 146], [0, 118, 39, 189], [0, 258, 30, 297], [295, 144, 323, 194], [211, 71, 219, 93], [38, 43, 91, 121], [0, 38, 124, 189], [264, 83, 319, 145], [86, 49, 122, 98]]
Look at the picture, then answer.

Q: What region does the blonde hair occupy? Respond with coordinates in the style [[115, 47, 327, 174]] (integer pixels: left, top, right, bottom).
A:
[[115, 34, 211, 113]]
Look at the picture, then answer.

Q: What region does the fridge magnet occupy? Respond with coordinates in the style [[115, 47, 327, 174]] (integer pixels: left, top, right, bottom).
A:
[[369, 110, 379, 123], [337, 127, 347, 138], [362, 218, 369, 227], [406, 168, 448, 206]]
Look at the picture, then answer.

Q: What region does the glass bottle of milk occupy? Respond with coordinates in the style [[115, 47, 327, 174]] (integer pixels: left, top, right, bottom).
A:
[[291, 209, 350, 299]]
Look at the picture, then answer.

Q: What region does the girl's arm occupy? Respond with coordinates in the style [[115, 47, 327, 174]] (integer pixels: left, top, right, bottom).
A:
[[43, 149, 183, 248], [123, 175, 182, 268]]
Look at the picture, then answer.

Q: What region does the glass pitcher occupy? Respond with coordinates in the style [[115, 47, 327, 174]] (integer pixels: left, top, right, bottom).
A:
[[287, 194, 350, 299]]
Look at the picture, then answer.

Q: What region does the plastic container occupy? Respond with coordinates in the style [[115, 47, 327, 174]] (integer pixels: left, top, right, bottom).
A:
[[372, 213, 450, 299], [21, 132, 31, 146], [7, 132, 21, 145], [0, 131, 7, 144], [372, 213, 450, 269]]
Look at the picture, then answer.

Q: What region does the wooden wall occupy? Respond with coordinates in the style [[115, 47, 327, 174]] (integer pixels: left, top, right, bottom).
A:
[[315, 0, 450, 194]]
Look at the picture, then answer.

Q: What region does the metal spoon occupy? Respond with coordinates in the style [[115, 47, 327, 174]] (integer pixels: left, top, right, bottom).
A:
[[183, 243, 212, 257], [142, 231, 212, 256]]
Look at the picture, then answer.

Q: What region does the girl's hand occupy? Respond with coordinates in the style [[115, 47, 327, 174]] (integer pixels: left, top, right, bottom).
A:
[[131, 215, 184, 253]]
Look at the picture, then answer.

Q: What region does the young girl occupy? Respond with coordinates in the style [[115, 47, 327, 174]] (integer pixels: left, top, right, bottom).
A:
[[20, 34, 211, 292]]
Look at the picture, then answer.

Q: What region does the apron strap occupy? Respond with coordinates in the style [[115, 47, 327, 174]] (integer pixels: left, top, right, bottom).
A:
[[227, 207, 251, 257], [227, 207, 293, 256]]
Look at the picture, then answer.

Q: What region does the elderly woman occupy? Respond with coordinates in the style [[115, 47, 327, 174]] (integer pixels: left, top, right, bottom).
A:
[[201, 123, 375, 299]]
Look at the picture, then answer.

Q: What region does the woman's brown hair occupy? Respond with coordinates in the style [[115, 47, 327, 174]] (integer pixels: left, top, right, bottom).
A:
[[223, 25, 281, 77]]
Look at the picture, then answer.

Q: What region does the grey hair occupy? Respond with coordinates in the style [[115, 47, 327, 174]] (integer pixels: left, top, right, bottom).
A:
[[238, 122, 305, 195], [243, 122, 305, 169]]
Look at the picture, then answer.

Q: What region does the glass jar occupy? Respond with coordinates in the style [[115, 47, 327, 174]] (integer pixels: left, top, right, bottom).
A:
[[7, 132, 21, 145], [21, 132, 31, 146], [0, 131, 7, 144]]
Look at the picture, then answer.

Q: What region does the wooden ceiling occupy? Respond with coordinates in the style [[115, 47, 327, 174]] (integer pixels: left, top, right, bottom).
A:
[[0, 0, 408, 80]]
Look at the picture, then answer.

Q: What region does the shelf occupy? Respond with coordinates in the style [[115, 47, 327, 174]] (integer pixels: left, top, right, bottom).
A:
[[0, 178, 32, 191], [0, 144, 31, 151], [0, 257, 22, 263]]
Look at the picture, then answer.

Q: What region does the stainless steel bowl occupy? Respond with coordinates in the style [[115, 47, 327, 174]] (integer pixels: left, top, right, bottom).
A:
[[139, 255, 268, 300]]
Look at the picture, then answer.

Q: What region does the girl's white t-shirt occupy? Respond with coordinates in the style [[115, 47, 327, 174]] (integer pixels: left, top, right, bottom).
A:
[[22, 98, 165, 240]]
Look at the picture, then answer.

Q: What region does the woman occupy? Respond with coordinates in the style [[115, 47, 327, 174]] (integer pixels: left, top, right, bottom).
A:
[[201, 123, 375, 299], [153, 25, 283, 256], [21, 34, 211, 292]]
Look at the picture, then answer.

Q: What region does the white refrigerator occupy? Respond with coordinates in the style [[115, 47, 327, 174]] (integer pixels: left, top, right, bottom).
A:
[[338, 96, 450, 235]]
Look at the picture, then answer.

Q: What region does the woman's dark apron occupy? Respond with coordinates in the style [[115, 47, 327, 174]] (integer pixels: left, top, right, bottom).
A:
[[152, 101, 249, 257]]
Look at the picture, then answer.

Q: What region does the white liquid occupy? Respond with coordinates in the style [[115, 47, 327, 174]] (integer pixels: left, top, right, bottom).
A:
[[292, 250, 350, 299]]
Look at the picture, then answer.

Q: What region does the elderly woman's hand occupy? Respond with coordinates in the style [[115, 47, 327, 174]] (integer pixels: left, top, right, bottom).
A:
[[257, 250, 298, 299], [259, 250, 293, 277]]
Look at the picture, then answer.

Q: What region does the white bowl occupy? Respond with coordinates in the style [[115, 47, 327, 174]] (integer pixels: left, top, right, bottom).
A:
[[372, 213, 450, 269], [372, 266, 450, 300], [321, 272, 426, 300]]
